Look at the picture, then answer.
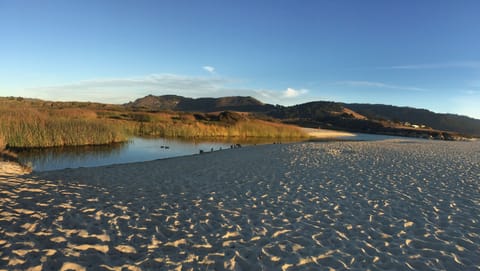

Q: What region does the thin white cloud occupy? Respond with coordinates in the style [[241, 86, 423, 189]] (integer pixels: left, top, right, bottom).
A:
[[336, 80, 428, 92], [202, 66, 215, 74], [386, 61, 480, 70], [282, 87, 308, 98], [23, 74, 312, 105], [26, 74, 231, 103]]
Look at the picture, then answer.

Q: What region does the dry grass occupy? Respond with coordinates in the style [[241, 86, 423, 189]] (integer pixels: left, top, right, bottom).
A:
[[0, 133, 5, 151], [0, 97, 306, 148], [137, 118, 306, 139], [0, 106, 129, 148]]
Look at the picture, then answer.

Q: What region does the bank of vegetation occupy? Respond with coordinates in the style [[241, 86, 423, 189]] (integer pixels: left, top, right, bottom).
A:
[[0, 97, 306, 149], [0, 106, 130, 149]]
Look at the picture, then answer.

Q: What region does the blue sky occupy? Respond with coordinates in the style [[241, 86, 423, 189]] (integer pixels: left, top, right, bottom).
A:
[[1, 0, 479, 119]]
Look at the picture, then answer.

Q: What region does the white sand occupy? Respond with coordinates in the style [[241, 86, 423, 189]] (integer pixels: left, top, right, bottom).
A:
[[1, 140, 479, 270], [0, 162, 30, 176], [301, 128, 356, 139]]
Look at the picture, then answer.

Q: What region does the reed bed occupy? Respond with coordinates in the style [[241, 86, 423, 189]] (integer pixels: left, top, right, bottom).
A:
[[0, 98, 306, 149], [136, 119, 306, 139], [0, 133, 5, 151], [0, 107, 129, 148]]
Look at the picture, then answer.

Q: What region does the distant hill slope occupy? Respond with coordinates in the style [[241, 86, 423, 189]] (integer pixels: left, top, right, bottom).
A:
[[126, 95, 272, 112], [267, 101, 358, 120], [345, 104, 480, 136], [125, 94, 480, 137], [266, 102, 387, 134]]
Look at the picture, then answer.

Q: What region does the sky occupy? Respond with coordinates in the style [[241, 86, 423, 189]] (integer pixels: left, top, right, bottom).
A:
[[1, 0, 479, 119]]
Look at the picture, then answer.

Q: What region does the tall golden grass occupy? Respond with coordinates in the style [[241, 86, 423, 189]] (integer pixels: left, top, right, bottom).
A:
[[0, 107, 129, 148], [136, 119, 306, 138], [0, 133, 5, 150], [0, 98, 306, 148]]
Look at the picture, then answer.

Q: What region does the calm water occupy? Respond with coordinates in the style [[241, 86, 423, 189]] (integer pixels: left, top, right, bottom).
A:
[[17, 137, 238, 172], [16, 133, 424, 172]]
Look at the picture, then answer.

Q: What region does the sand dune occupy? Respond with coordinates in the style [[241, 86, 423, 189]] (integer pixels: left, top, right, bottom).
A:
[[1, 140, 479, 270]]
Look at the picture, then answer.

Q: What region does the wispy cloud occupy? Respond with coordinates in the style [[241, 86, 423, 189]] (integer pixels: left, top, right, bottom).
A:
[[282, 87, 308, 98], [385, 61, 480, 70], [336, 80, 428, 92], [202, 66, 215, 74], [25, 74, 311, 105], [28, 74, 233, 103]]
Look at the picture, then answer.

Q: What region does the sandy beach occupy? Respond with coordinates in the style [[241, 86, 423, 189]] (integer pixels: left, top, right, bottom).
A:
[[302, 128, 356, 139], [1, 140, 479, 270]]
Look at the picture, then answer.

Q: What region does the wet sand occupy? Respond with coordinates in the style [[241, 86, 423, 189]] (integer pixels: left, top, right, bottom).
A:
[[1, 140, 479, 270]]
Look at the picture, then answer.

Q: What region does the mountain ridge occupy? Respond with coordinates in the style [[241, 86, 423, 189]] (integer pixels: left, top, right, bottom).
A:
[[125, 94, 271, 112], [125, 94, 480, 138]]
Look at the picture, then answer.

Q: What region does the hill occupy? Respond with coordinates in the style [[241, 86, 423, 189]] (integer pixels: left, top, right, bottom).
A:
[[345, 104, 480, 137], [124, 94, 480, 138], [126, 95, 271, 112], [268, 102, 480, 138]]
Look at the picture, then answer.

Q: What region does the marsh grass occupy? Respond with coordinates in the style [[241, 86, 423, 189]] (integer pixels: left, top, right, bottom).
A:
[[0, 106, 129, 148], [0, 133, 5, 150], [0, 98, 306, 148], [136, 118, 306, 138]]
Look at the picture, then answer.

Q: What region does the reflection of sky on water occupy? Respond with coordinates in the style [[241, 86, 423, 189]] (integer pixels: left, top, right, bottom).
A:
[[17, 134, 429, 172], [17, 137, 235, 172]]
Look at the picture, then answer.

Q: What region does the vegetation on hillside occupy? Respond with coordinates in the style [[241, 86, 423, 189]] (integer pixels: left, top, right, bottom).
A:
[[345, 104, 480, 136], [126, 94, 272, 112], [126, 95, 480, 137]]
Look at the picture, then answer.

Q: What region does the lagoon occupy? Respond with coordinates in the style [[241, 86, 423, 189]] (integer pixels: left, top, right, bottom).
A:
[[17, 137, 236, 172], [16, 133, 424, 172]]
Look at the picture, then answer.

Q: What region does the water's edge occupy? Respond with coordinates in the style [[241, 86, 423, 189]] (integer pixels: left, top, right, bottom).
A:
[[17, 134, 426, 172]]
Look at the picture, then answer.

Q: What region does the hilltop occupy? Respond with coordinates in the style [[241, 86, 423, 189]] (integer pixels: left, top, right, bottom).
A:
[[126, 95, 480, 139], [125, 95, 271, 112]]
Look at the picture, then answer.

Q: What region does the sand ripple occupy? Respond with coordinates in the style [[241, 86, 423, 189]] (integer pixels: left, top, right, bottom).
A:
[[1, 140, 479, 270]]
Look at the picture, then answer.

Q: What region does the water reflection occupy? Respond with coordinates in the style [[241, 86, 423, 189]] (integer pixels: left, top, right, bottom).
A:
[[16, 143, 126, 172], [17, 134, 418, 172], [17, 137, 288, 172]]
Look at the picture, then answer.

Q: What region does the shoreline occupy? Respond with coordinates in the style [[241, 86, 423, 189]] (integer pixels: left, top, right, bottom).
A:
[[11, 128, 355, 173], [300, 127, 356, 139], [0, 161, 31, 176], [1, 140, 479, 269]]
